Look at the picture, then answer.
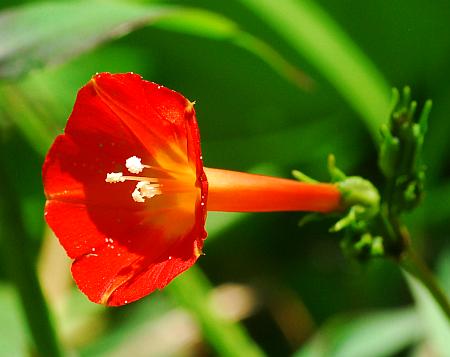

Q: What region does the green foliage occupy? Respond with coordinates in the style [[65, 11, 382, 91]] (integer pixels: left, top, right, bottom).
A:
[[0, 1, 172, 79]]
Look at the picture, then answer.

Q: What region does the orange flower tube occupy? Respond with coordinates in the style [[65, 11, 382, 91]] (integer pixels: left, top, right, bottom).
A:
[[205, 167, 341, 213]]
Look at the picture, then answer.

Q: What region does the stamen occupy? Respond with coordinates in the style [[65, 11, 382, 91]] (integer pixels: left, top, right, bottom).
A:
[[126, 156, 146, 174], [132, 181, 162, 203], [125, 155, 182, 175], [105, 155, 186, 202], [120, 176, 159, 183], [132, 188, 145, 202], [105, 172, 125, 183]]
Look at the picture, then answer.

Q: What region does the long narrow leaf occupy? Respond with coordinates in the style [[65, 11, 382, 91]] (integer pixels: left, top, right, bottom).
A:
[[0, 2, 172, 79], [237, 0, 391, 140], [0, 1, 309, 90]]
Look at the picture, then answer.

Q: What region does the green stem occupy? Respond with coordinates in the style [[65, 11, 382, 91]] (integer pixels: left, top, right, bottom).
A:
[[399, 248, 450, 320], [376, 207, 450, 319], [384, 202, 450, 320], [0, 161, 63, 356]]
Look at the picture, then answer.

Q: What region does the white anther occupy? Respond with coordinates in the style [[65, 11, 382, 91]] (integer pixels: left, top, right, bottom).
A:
[[105, 172, 125, 183], [132, 181, 162, 203], [140, 182, 162, 198], [126, 156, 145, 174], [132, 187, 145, 202]]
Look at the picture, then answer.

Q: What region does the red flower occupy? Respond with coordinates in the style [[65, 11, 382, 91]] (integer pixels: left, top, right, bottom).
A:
[[43, 73, 207, 306], [43, 72, 342, 306]]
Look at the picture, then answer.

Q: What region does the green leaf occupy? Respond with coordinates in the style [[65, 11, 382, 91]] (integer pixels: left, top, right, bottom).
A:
[[404, 271, 450, 356], [0, 1, 309, 90], [237, 0, 391, 141], [0, 1, 173, 79], [294, 308, 422, 357]]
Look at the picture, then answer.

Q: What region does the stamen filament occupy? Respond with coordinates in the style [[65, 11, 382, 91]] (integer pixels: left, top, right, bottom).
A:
[[121, 176, 159, 183]]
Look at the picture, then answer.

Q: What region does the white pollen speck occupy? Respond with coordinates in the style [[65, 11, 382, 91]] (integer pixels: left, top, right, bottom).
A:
[[124, 300, 128, 304], [168, 256, 172, 260], [109, 238, 114, 243], [105, 238, 109, 243], [92, 248, 96, 252], [105, 172, 125, 183], [111, 245, 115, 249], [201, 202, 205, 206], [126, 156, 145, 174], [117, 253, 121, 257]]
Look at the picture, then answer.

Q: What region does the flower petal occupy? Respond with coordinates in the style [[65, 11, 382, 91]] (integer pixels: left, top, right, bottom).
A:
[[43, 73, 207, 305]]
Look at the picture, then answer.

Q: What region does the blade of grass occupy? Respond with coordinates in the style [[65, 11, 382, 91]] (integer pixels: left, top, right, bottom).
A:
[[237, 0, 391, 141], [167, 266, 266, 357]]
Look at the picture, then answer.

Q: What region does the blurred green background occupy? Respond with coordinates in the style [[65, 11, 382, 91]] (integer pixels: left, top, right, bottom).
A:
[[0, 0, 449, 356]]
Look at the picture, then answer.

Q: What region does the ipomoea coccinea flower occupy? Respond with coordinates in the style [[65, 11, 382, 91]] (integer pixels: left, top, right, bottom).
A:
[[43, 73, 341, 306]]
